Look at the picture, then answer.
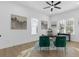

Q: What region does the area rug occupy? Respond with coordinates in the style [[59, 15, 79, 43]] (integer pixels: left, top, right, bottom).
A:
[[33, 40, 57, 51]]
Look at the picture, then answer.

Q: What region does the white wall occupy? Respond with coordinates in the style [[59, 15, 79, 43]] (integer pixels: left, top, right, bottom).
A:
[[50, 7, 79, 42], [0, 2, 49, 49]]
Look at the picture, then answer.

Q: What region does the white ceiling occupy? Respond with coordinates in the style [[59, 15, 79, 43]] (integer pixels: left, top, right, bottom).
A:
[[16, 1, 79, 16]]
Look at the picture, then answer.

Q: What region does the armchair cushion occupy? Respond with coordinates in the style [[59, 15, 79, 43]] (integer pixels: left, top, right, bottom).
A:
[[39, 36, 50, 47], [54, 36, 66, 47]]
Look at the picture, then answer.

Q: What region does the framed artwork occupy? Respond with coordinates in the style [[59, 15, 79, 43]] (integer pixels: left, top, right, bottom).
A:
[[41, 21, 48, 30], [11, 15, 27, 30], [51, 22, 57, 28]]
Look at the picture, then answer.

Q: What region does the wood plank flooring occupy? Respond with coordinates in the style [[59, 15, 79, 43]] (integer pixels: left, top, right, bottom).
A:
[[0, 41, 35, 57], [0, 41, 79, 57], [19, 41, 79, 57]]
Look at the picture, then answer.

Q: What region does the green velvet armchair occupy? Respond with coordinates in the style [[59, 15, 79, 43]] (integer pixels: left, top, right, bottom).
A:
[[54, 36, 66, 55], [39, 35, 50, 50]]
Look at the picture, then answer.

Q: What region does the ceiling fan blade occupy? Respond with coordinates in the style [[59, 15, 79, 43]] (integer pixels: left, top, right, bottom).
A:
[[54, 6, 61, 9], [46, 2, 51, 6], [54, 1, 61, 6], [43, 6, 51, 9], [51, 8, 53, 12]]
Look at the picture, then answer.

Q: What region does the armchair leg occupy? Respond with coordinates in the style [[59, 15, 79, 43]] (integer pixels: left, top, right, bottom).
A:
[[64, 47, 66, 56], [48, 47, 50, 52], [56, 47, 58, 56], [40, 47, 41, 51]]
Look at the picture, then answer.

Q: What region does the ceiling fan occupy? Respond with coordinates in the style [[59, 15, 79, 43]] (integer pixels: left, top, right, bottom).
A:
[[43, 1, 61, 12]]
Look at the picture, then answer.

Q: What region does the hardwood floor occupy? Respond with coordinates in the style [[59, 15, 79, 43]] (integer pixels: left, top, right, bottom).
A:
[[0, 41, 79, 57], [29, 47, 79, 57], [0, 41, 35, 57], [19, 41, 79, 57]]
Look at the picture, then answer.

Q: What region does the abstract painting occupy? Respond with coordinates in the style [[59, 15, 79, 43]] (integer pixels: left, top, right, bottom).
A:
[[41, 21, 48, 29], [11, 15, 27, 30]]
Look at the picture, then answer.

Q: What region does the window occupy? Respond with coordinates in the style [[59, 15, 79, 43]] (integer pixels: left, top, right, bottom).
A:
[[66, 18, 75, 35], [57, 20, 66, 33], [58, 18, 75, 35], [31, 18, 38, 35]]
